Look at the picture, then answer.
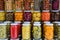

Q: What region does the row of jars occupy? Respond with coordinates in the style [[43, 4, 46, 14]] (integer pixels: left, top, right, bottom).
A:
[[0, 0, 60, 11], [0, 10, 60, 21], [0, 21, 60, 40]]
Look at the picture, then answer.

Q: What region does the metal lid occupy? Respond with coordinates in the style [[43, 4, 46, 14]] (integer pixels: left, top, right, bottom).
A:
[[42, 10, 49, 12], [24, 21, 30, 24], [45, 23, 53, 25], [44, 21, 51, 24]]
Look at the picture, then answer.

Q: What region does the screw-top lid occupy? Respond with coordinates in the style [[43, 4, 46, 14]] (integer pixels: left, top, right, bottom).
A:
[[0, 23, 7, 25], [14, 21, 21, 23], [53, 21, 60, 24], [42, 10, 49, 12], [45, 23, 53, 25], [44, 21, 51, 24], [11, 23, 18, 25], [24, 21, 30, 24], [4, 21, 11, 23]]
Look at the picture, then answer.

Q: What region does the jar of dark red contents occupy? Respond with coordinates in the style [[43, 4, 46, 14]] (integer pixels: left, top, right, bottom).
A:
[[10, 23, 19, 39], [5, 12, 14, 21], [52, 0, 59, 10], [51, 12, 60, 21], [0, 0, 4, 10], [42, 10, 50, 21], [24, 11, 32, 21], [43, 0, 50, 10], [24, 0, 31, 10]]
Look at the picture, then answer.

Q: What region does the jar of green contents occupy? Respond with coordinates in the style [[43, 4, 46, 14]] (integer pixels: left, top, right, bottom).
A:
[[33, 22, 41, 40], [0, 23, 7, 38]]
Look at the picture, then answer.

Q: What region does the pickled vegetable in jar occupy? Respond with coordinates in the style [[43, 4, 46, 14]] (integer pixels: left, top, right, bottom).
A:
[[4, 21, 11, 35], [0, 12, 5, 21], [5, 0, 13, 11], [6, 12, 14, 21], [57, 24, 60, 40], [15, 0, 23, 10], [32, 11, 41, 21], [53, 21, 60, 38], [51, 12, 60, 21], [22, 22, 31, 40], [33, 22, 41, 40], [0, 23, 7, 38], [24, 11, 32, 21], [0, 0, 4, 10], [52, 0, 59, 10], [43, 23, 54, 40], [43, 0, 50, 10], [42, 10, 50, 21], [10, 23, 19, 39], [34, 0, 40, 10], [24, 0, 31, 10], [15, 12, 23, 21]]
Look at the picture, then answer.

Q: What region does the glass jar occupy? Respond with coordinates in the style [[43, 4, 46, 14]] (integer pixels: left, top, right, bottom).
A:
[[57, 24, 60, 40], [0, 12, 5, 21], [24, 11, 32, 21], [32, 11, 41, 21], [34, 0, 40, 10], [5, 12, 14, 21], [0, 23, 7, 38], [10, 23, 19, 39], [22, 22, 31, 40], [42, 10, 50, 21], [33, 22, 41, 40], [52, 0, 59, 10], [5, 0, 13, 11], [43, 0, 50, 10], [43, 23, 54, 40], [0, 0, 4, 10], [15, 11, 23, 21]]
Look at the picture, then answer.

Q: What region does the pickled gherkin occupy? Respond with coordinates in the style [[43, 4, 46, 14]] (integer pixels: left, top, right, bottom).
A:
[[33, 22, 41, 40]]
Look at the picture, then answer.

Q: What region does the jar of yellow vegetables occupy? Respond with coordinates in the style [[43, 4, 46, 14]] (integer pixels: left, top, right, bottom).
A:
[[22, 22, 31, 40]]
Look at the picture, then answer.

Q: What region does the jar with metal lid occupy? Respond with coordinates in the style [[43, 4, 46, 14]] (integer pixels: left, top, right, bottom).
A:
[[10, 23, 19, 39], [43, 23, 54, 40], [33, 22, 41, 40], [0, 23, 7, 39], [32, 11, 41, 21], [22, 22, 31, 40], [0, 11, 5, 21]]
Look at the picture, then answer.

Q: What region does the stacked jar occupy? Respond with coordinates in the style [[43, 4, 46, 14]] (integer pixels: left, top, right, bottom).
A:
[[22, 22, 31, 40], [15, 11, 23, 21], [32, 11, 41, 22], [43, 22, 54, 40], [42, 10, 50, 21], [33, 22, 41, 40]]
